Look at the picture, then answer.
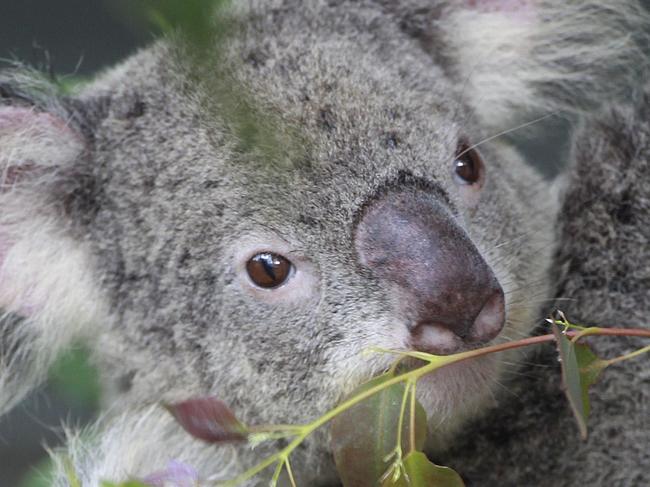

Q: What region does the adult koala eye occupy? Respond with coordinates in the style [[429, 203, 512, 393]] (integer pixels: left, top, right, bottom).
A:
[[453, 140, 485, 186], [246, 252, 293, 289]]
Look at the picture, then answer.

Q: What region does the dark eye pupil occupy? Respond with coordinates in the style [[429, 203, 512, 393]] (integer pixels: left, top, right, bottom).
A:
[[454, 143, 482, 184], [455, 157, 478, 182], [246, 252, 292, 288]]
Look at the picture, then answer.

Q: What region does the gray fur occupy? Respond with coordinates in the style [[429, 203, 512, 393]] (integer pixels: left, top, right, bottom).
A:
[[438, 82, 650, 487], [0, 1, 647, 485]]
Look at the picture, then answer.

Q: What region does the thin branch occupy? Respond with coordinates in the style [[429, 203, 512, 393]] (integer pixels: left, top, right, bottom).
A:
[[605, 344, 650, 366], [408, 380, 417, 453], [285, 457, 298, 487]]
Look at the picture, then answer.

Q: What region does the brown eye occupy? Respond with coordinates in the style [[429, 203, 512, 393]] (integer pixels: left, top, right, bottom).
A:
[[246, 252, 293, 289], [453, 141, 484, 185]]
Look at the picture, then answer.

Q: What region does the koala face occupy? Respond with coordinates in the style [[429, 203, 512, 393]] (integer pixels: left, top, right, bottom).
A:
[[80, 14, 555, 437]]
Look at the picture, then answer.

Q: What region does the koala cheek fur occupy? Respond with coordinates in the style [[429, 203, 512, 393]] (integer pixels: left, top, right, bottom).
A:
[[0, 1, 648, 485]]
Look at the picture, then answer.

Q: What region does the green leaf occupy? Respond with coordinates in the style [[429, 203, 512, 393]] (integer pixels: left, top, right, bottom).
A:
[[574, 342, 609, 418], [552, 325, 608, 439], [330, 375, 428, 487], [118, 0, 231, 49], [384, 452, 465, 487], [166, 396, 249, 443]]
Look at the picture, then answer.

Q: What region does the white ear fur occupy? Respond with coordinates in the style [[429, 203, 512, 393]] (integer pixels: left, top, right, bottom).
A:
[[441, 0, 650, 129], [0, 105, 107, 416]]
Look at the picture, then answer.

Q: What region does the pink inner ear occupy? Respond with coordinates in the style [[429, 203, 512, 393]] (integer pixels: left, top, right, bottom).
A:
[[466, 0, 535, 20], [0, 106, 29, 126], [0, 106, 73, 134], [0, 106, 82, 188], [0, 106, 41, 130]]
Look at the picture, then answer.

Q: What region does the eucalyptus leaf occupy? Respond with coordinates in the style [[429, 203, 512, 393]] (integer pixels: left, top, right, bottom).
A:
[[552, 325, 608, 439], [383, 451, 465, 487], [330, 375, 428, 487], [574, 341, 609, 418], [553, 325, 587, 437], [166, 396, 248, 443]]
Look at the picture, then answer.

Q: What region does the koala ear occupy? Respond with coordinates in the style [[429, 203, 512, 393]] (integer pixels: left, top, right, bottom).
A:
[[0, 74, 106, 416], [438, 0, 650, 129]]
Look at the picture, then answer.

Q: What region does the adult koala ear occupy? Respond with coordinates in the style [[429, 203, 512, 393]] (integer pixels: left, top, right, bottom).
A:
[[0, 69, 106, 415], [435, 0, 650, 129]]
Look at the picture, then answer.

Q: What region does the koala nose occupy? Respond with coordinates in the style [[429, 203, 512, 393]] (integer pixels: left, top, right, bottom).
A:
[[354, 190, 505, 348]]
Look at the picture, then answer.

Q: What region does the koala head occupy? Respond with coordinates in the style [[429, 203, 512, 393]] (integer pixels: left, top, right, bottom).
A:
[[1, 0, 646, 484]]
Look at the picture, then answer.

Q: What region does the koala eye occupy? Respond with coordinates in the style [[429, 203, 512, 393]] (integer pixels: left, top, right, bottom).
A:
[[453, 141, 484, 185], [246, 252, 293, 289]]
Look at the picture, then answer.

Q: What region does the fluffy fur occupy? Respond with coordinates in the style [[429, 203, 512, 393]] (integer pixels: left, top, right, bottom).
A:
[[438, 81, 650, 486], [0, 1, 646, 485], [0, 75, 109, 416], [440, 0, 650, 127], [48, 406, 240, 486]]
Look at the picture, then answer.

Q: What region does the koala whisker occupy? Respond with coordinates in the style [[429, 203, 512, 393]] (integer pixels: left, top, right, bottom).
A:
[[491, 231, 539, 250], [488, 376, 521, 400], [457, 112, 559, 160], [499, 359, 553, 370], [508, 296, 564, 306]]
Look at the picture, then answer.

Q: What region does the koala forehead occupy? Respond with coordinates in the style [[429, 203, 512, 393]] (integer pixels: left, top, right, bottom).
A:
[[87, 23, 468, 258]]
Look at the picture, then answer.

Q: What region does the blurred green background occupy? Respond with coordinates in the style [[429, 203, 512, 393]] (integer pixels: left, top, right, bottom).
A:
[[8, 349, 101, 487]]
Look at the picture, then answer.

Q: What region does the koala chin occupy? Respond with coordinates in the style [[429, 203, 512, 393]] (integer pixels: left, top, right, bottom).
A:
[[0, 0, 647, 485]]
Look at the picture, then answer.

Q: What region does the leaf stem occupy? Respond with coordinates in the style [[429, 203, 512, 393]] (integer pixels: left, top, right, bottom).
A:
[[217, 451, 283, 486], [408, 380, 417, 453], [395, 381, 411, 457], [285, 457, 298, 487], [605, 343, 650, 366], [270, 459, 284, 487], [570, 327, 605, 343]]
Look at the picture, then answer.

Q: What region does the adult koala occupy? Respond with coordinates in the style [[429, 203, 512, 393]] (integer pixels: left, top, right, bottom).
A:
[[0, 1, 646, 485]]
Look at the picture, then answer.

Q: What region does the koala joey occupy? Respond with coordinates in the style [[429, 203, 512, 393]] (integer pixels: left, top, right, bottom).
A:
[[0, 1, 646, 485]]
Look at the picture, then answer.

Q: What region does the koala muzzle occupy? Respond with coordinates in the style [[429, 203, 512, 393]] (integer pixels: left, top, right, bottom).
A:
[[355, 190, 505, 353]]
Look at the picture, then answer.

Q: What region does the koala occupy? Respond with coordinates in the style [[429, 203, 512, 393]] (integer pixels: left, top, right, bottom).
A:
[[0, 1, 646, 485], [437, 79, 650, 487]]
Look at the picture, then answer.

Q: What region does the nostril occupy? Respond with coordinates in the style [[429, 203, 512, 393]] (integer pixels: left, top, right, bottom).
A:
[[468, 289, 506, 343]]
